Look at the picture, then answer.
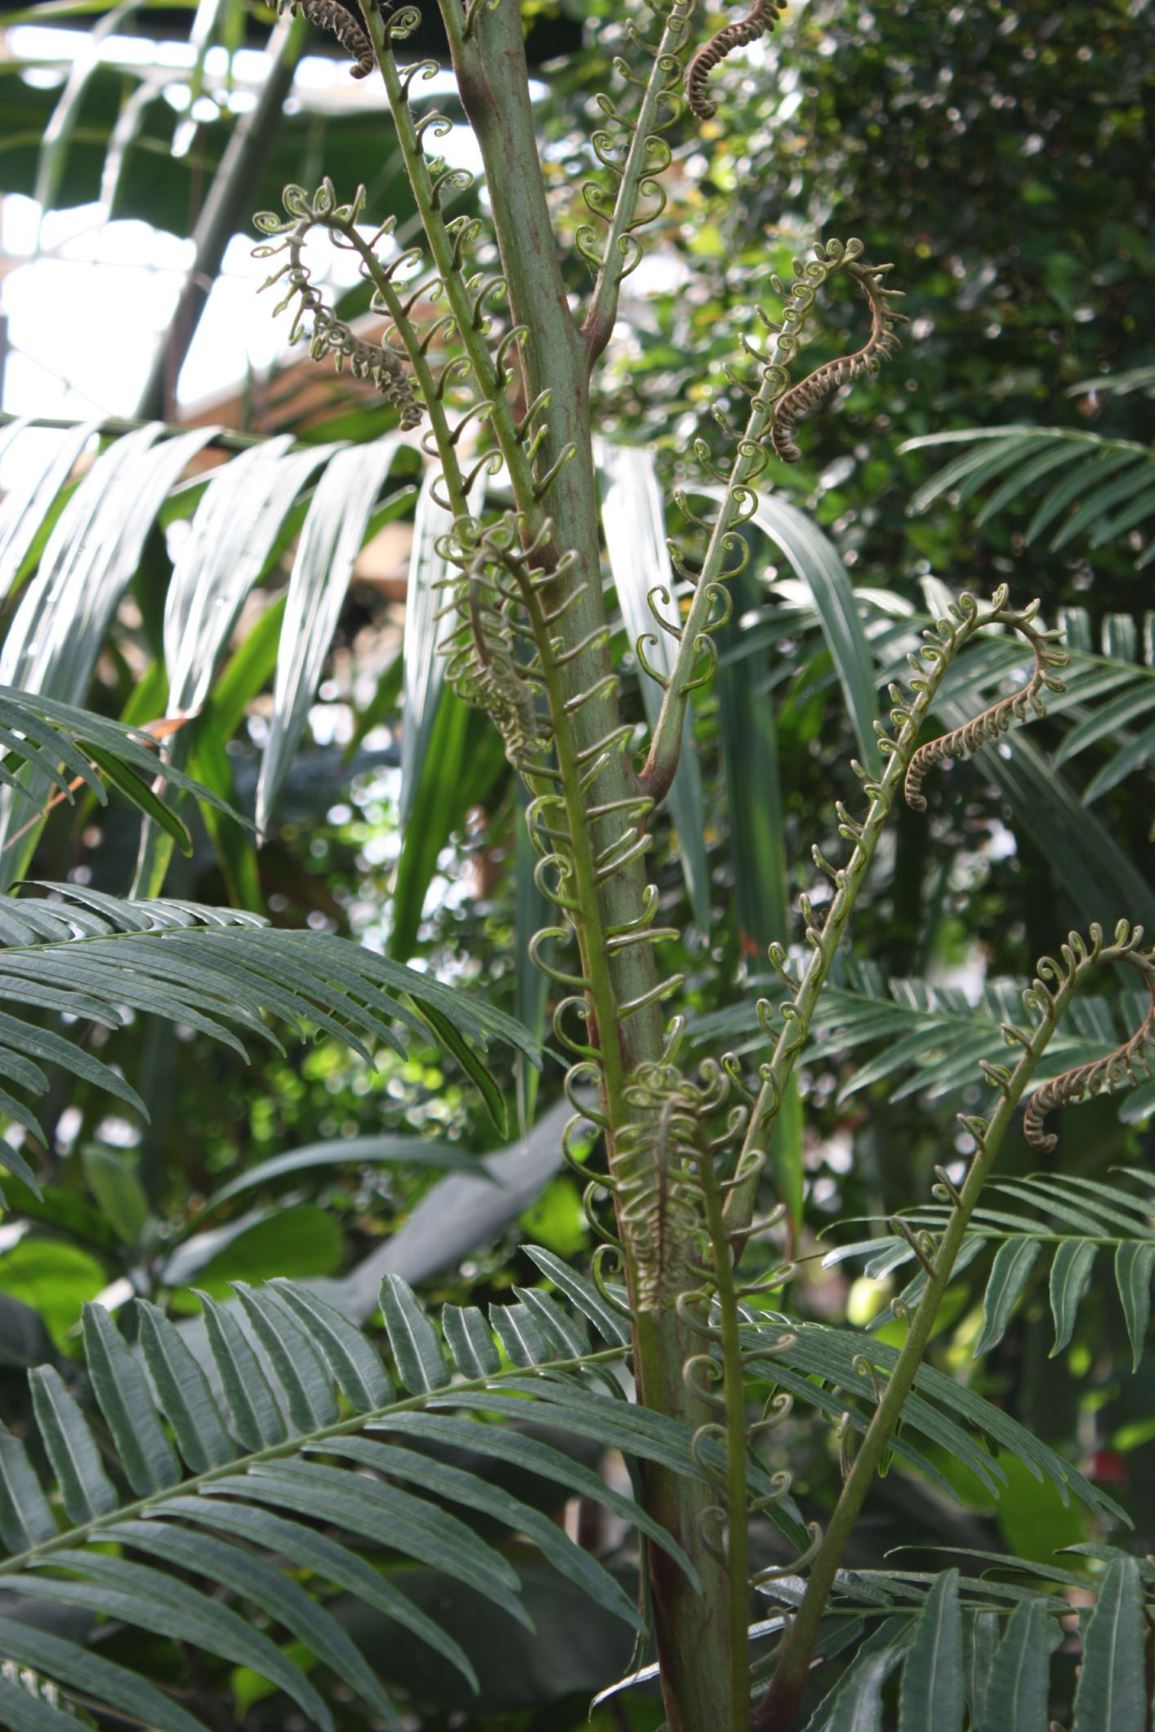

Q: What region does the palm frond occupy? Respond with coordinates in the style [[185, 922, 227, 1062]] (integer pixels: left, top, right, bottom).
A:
[[812, 972, 1129, 1104], [598, 443, 710, 922], [827, 1168, 1155, 1368], [0, 1269, 696, 1731], [0, 884, 538, 1192], [901, 427, 1155, 567], [1067, 366, 1155, 401], [0, 685, 235, 859], [699, 968, 1140, 1123]]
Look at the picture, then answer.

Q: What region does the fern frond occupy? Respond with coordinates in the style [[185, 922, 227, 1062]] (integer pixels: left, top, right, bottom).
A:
[[740, 1315, 1126, 1523], [834, 1167, 1155, 1367], [0, 1268, 700, 1730], [901, 426, 1155, 568], [0, 884, 538, 1192], [784, 1552, 1152, 1732]]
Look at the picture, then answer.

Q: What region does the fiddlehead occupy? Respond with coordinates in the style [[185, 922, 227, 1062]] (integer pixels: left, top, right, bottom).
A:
[[579, 1, 693, 296], [1020, 929, 1155, 1151], [685, 0, 789, 122], [904, 597, 1069, 810], [276, 0, 375, 78], [606, 1040, 818, 1702], [351, 3, 577, 513], [253, 183, 425, 431], [436, 521, 551, 775], [725, 589, 1062, 1235], [767, 252, 907, 463], [756, 916, 1146, 1730], [641, 238, 905, 804]]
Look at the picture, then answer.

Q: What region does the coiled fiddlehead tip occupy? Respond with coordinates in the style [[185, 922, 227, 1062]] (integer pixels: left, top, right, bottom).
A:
[[276, 0, 376, 77], [1021, 939, 1155, 1152], [904, 593, 1067, 811], [685, 0, 789, 122], [763, 246, 907, 463], [252, 184, 424, 428]]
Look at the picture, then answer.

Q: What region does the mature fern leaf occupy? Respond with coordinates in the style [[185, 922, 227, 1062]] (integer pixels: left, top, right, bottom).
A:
[[801, 1553, 1149, 1732], [806, 972, 1132, 1109], [0, 884, 538, 1191], [897, 1569, 963, 1732], [741, 1316, 1126, 1521], [0, 1269, 701, 1730], [901, 427, 1155, 567], [1072, 1554, 1146, 1732], [831, 1169, 1155, 1368]]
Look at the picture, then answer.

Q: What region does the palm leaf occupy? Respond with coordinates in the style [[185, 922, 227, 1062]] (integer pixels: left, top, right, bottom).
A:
[[597, 442, 710, 923], [254, 435, 410, 837], [0, 1272, 700, 1730], [0, 686, 235, 870]]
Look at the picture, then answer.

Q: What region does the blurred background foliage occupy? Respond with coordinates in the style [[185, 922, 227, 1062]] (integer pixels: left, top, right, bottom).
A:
[[0, 0, 1152, 1723]]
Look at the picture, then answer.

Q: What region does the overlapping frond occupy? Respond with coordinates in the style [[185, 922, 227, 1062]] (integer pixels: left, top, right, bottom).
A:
[[807, 970, 1142, 1109], [0, 883, 537, 1193], [0, 1263, 702, 1730], [740, 1315, 1123, 1522], [0, 686, 229, 854]]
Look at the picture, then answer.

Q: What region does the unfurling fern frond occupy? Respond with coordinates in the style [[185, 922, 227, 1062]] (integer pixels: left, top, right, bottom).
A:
[[0, 1267, 703, 1731], [0, 884, 538, 1192], [276, 0, 375, 78], [254, 182, 424, 429], [640, 237, 906, 803], [765, 246, 907, 464], [577, 0, 693, 295], [903, 593, 1069, 809], [685, 0, 789, 122], [1022, 940, 1155, 1149]]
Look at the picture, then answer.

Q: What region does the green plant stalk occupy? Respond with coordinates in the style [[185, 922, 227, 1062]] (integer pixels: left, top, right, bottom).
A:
[[0, 1344, 629, 1579], [334, 223, 470, 519], [724, 603, 1009, 1241], [371, 0, 666, 1069], [433, 11, 743, 1723], [641, 393, 776, 805], [700, 1158, 753, 1729], [501, 561, 736, 1732], [358, 5, 539, 513], [581, 0, 694, 367], [753, 949, 1108, 1732]]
